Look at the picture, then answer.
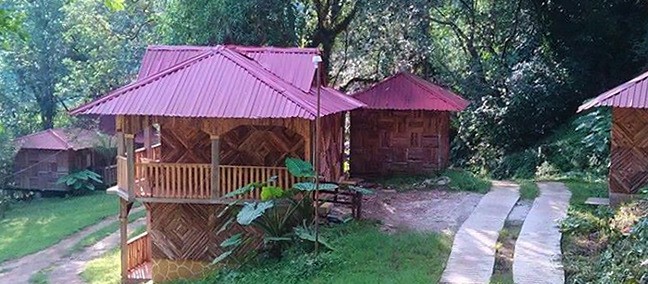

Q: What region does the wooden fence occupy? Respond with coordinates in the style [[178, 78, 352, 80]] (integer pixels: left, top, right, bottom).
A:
[[127, 232, 150, 272]]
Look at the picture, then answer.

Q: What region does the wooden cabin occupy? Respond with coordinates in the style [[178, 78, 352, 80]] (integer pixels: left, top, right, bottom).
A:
[[349, 72, 468, 177], [70, 45, 364, 282], [579, 70, 648, 205], [13, 128, 115, 191]]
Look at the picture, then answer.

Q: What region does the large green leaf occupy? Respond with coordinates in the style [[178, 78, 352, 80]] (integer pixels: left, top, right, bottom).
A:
[[223, 183, 255, 198], [260, 186, 284, 201], [349, 186, 374, 195], [212, 249, 234, 264], [221, 233, 243, 247], [293, 182, 338, 191], [285, 158, 315, 178], [294, 225, 335, 251], [236, 201, 274, 225]]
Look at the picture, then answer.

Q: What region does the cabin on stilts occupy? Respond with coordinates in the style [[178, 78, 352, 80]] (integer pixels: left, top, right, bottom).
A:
[[579, 70, 648, 205], [349, 72, 468, 177], [70, 45, 364, 283]]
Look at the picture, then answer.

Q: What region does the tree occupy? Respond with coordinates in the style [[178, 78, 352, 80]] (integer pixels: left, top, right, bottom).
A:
[[159, 0, 300, 46], [1, 0, 67, 130]]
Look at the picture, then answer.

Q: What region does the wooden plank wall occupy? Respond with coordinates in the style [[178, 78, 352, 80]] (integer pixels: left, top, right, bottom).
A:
[[146, 203, 262, 261], [318, 113, 344, 181], [609, 108, 648, 195], [350, 109, 450, 176], [14, 149, 70, 190]]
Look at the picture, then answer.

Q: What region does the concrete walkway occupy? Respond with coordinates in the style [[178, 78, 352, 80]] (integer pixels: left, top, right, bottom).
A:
[[440, 181, 519, 283], [513, 182, 571, 284]]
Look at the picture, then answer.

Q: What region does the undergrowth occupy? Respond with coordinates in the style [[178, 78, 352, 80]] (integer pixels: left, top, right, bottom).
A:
[[561, 181, 647, 283], [175, 221, 452, 284]]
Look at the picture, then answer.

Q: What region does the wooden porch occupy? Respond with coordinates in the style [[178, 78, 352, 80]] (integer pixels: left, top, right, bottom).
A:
[[126, 232, 152, 282]]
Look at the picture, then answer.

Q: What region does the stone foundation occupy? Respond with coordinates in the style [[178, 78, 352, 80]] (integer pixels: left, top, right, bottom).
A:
[[151, 258, 212, 282]]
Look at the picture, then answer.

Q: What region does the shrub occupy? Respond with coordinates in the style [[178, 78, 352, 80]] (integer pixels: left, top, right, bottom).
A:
[[56, 169, 103, 194]]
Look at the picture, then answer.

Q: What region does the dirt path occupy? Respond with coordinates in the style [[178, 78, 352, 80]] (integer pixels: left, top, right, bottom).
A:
[[47, 217, 147, 284], [362, 189, 483, 234], [0, 206, 143, 284]]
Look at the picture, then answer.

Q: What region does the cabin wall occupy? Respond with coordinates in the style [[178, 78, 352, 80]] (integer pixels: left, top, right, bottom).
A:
[[318, 113, 344, 181], [14, 149, 71, 190], [350, 109, 450, 176], [609, 108, 648, 201], [145, 202, 262, 282]]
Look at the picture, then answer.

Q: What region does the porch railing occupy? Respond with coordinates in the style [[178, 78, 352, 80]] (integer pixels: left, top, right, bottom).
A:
[[128, 163, 299, 200], [127, 232, 150, 273]]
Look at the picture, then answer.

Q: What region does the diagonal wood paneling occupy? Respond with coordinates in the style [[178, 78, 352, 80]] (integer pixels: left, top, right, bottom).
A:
[[220, 125, 305, 166], [610, 108, 648, 195], [160, 121, 211, 163], [148, 203, 262, 261]]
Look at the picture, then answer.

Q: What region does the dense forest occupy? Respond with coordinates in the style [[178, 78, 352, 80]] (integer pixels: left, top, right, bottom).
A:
[[1, 0, 647, 180]]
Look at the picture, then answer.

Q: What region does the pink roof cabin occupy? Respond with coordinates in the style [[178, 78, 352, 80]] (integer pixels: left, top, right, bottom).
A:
[[70, 45, 365, 282], [350, 72, 468, 176], [579, 70, 648, 204]]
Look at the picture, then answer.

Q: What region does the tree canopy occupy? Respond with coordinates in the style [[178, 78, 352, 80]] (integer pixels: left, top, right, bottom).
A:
[[0, 0, 647, 177]]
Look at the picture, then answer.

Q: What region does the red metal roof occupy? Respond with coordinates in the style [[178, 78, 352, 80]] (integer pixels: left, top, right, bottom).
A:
[[137, 46, 209, 80], [16, 128, 105, 151], [352, 72, 469, 111], [579, 70, 648, 111], [71, 46, 364, 119]]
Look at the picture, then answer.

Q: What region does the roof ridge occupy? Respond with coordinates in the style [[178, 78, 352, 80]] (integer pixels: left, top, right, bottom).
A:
[[47, 129, 73, 149], [401, 72, 464, 109], [219, 49, 318, 116], [579, 69, 648, 112]]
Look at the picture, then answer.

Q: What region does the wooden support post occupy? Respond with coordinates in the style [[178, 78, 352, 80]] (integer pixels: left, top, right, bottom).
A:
[[117, 132, 125, 157], [125, 134, 135, 200], [119, 199, 128, 283], [143, 117, 152, 159], [211, 135, 220, 198]]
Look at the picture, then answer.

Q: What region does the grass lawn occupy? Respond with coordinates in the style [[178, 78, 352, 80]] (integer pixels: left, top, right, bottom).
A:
[[66, 209, 147, 255], [0, 193, 118, 263], [86, 222, 452, 284], [517, 180, 539, 200], [443, 169, 492, 194], [82, 225, 147, 284]]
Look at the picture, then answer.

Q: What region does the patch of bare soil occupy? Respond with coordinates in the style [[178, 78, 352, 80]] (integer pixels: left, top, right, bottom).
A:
[[361, 188, 483, 234], [491, 200, 531, 283]]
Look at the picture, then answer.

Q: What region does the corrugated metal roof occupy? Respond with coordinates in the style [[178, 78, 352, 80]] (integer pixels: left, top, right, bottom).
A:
[[137, 45, 211, 79], [352, 72, 469, 111], [71, 46, 364, 119], [579, 70, 648, 111], [16, 128, 105, 151]]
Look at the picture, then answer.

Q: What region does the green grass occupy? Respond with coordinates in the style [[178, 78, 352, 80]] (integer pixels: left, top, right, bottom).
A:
[[82, 225, 147, 284], [517, 180, 539, 200], [562, 179, 608, 207], [28, 269, 50, 284], [443, 168, 492, 194], [67, 209, 147, 255], [371, 174, 432, 189], [0, 193, 119, 263]]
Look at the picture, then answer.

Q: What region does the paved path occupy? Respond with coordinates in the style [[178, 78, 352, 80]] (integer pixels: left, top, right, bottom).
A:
[[440, 181, 519, 283], [513, 182, 571, 284], [0, 206, 143, 284]]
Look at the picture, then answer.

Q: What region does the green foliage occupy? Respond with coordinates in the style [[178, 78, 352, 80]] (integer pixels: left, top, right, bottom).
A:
[[103, 0, 125, 11], [184, 222, 451, 284], [56, 169, 103, 192], [285, 157, 316, 178], [517, 180, 539, 200], [442, 169, 491, 194], [236, 201, 274, 226], [159, 0, 300, 46], [260, 186, 284, 201]]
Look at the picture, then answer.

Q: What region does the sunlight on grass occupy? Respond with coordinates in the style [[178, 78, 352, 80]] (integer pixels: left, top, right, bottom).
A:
[[443, 169, 492, 194], [81, 225, 148, 284], [67, 209, 146, 255], [172, 221, 452, 284], [0, 193, 118, 262]]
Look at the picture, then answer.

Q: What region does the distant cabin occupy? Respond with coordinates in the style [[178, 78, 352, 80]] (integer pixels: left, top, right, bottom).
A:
[[13, 128, 116, 191], [350, 72, 469, 176]]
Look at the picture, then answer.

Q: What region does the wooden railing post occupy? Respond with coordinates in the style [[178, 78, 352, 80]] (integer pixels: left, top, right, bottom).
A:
[[125, 134, 135, 200], [143, 117, 152, 159], [119, 199, 132, 283], [211, 135, 220, 198]]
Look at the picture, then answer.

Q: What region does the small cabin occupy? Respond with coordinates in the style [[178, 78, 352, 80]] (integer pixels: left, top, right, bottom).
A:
[[579, 70, 648, 205], [13, 128, 115, 191], [350, 72, 468, 177], [71, 45, 365, 282]]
